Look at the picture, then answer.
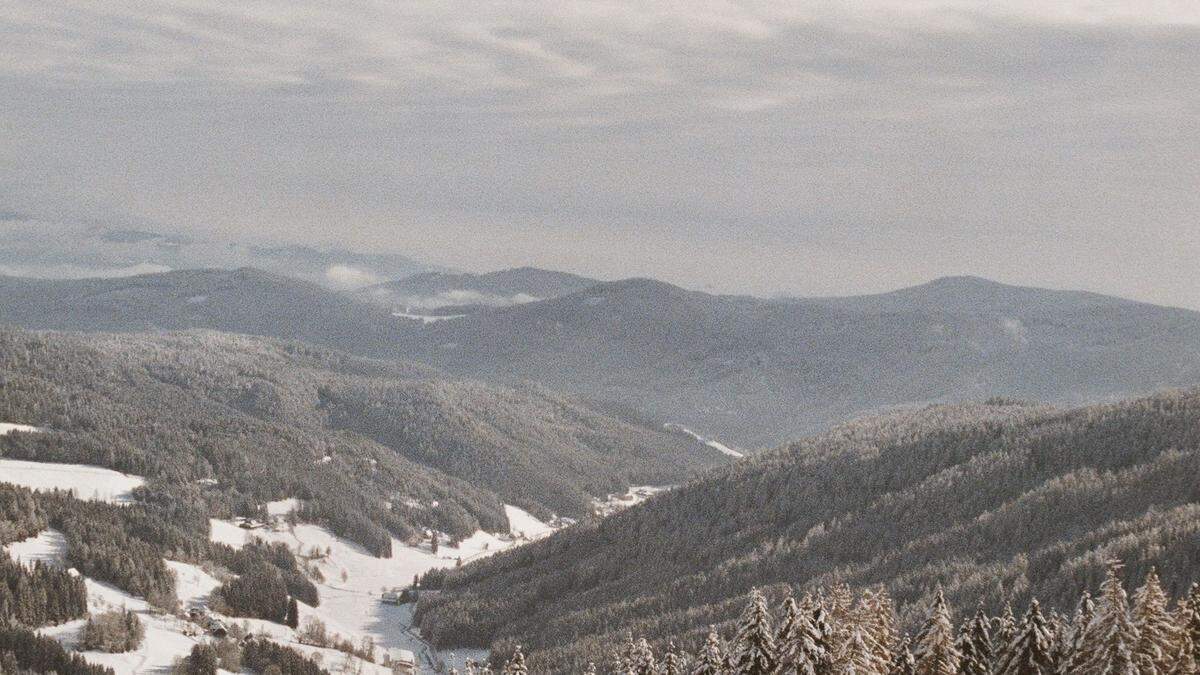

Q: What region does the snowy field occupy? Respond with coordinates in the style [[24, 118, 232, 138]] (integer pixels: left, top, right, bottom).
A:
[[0, 458, 146, 503], [0, 422, 43, 435], [209, 499, 554, 672], [0, 440, 555, 674]]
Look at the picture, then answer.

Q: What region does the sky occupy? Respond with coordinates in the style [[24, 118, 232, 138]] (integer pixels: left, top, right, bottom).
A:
[[1, 1, 1198, 308]]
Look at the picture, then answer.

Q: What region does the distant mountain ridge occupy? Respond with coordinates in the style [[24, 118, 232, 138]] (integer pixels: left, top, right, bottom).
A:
[[3, 269, 1200, 447], [396, 274, 1200, 445]]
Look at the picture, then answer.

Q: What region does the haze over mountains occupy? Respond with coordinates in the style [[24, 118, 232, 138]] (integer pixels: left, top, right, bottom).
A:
[[4, 267, 1199, 447]]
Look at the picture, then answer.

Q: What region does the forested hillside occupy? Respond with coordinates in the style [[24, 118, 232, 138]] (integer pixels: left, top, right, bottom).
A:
[[7, 271, 1200, 449], [394, 276, 1200, 447], [415, 391, 1200, 671], [0, 329, 719, 539]]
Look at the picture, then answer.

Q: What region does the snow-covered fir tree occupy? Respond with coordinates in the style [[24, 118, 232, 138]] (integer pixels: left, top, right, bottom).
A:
[[692, 627, 727, 675], [824, 583, 856, 665], [611, 632, 636, 675], [1133, 568, 1178, 675], [631, 637, 657, 675], [857, 587, 898, 668], [956, 608, 993, 675], [1187, 586, 1200, 662], [503, 645, 528, 675], [1060, 591, 1097, 675], [1080, 560, 1141, 675], [582, 662, 597, 675], [993, 604, 1018, 653], [1174, 585, 1200, 674], [662, 641, 687, 675], [993, 599, 1056, 675], [888, 636, 916, 675], [912, 588, 960, 675], [732, 588, 778, 674], [839, 626, 888, 675], [776, 594, 830, 675]]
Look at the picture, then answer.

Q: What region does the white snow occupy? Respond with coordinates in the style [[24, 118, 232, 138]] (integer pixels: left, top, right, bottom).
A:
[[266, 498, 300, 517], [209, 518, 250, 549], [0, 458, 145, 503], [5, 531, 209, 674], [665, 422, 745, 458], [6, 529, 68, 567], [5, 530, 386, 675], [505, 504, 554, 540], [392, 310, 467, 324], [39, 577, 214, 675], [0, 422, 43, 435], [207, 503, 555, 672], [165, 560, 222, 608], [592, 485, 671, 518]]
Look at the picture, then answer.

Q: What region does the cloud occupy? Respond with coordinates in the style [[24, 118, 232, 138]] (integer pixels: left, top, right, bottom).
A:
[[324, 265, 384, 289], [0, 2, 1197, 309], [0, 263, 172, 279]]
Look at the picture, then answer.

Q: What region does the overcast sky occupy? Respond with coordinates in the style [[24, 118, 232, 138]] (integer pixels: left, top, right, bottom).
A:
[[2, 1, 1198, 307]]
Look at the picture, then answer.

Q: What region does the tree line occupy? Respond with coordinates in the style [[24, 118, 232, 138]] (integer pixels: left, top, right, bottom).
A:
[[474, 560, 1198, 674]]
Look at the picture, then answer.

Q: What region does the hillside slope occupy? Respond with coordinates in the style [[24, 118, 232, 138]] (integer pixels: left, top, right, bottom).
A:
[[6, 270, 1200, 448], [0, 330, 724, 542], [415, 391, 1200, 671], [397, 276, 1200, 446]]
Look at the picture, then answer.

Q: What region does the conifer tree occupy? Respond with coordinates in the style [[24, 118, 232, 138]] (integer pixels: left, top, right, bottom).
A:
[[825, 584, 856, 665], [776, 595, 829, 675], [1081, 560, 1140, 675], [777, 597, 803, 657], [840, 626, 888, 675], [1133, 568, 1177, 675], [612, 632, 636, 675], [889, 636, 916, 675], [582, 663, 597, 675], [1046, 609, 1070, 671], [1176, 585, 1200, 673], [662, 641, 686, 675], [732, 589, 777, 674], [993, 599, 1055, 675], [692, 627, 727, 675], [912, 588, 960, 675], [956, 608, 993, 675], [993, 604, 1018, 654], [285, 597, 299, 629], [857, 587, 898, 668], [503, 645, 528, 675], [1060, 591, 1097, 675], [1187, 586, 1200, 663], [631, 638, 657, 675]]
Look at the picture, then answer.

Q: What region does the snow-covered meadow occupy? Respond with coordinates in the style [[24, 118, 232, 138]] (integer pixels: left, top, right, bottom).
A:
[[0, 423, 558, 673], [209, 499, 555, 671], [0, 458, 145, 503], [0, 422, 145, 503]]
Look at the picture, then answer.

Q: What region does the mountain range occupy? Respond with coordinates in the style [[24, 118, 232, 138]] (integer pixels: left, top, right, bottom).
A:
[[3, 269, 1200, 447]]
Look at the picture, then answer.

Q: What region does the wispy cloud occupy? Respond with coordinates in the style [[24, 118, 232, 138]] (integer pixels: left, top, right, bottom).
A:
[[1, 1, 1197, 308]]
